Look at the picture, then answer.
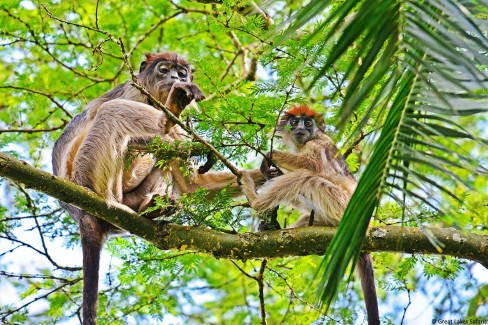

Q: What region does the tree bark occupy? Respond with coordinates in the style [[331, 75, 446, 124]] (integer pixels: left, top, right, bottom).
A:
[[1, 151, 487, 268]]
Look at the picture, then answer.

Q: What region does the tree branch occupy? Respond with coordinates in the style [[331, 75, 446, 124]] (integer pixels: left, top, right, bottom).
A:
[[0, 151, 486, 268]]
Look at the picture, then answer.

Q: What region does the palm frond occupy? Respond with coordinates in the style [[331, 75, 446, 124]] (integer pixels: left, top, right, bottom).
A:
[[278, 0, 488, 311]]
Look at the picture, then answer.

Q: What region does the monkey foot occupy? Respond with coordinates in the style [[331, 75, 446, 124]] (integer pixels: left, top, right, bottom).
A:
[[257, 208, 281, 231], [258, 220, 281, 231]]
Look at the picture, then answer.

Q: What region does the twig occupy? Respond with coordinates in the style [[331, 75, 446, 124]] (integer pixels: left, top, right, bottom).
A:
[[230, 259, 268, 324], [0, 124, 67, 134], [0, 233, 81, 271], [95, 0, 100, 29], [343, 128, 378, 159], [269, 76, 298, 158], [0, 270, 72, 282], [257, 259, 268, 325], [0, 278, 81, 322], [0, 85, 73, 118], [400, 279, 411, 324], [267, 267, 322, 312], [220, 49, 242, 81], [41, 5, 110, 36], [126, 11, 183, 58]]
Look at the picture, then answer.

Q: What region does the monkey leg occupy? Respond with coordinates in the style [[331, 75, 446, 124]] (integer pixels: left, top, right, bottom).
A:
[[240, 171, 280, 230], [257, 207, 281, 231], [308, 210, 315, 226], [122, 153, 156, 192], [288, 211, 331, 228], [123, 168, 172, 212], [73, 99, 167, 202], [138, 195, 178, 219], [243, 170, 348, 227]]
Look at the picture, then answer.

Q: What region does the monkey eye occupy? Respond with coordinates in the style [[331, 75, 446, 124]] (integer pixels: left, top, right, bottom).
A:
[[290, 118, 299, 126], [304, 120, 314, 128], [178, 69, 188, 79], [158, 63, 170, 74]]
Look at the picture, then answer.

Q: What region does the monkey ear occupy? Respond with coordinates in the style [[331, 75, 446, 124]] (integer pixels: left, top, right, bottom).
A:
[[139, 53, 152, 73], [317, 119, 326, 132], [314, 113, 326, 132], [318, 122, 326, 132], [189, 65, 196, 81], [139, 61, 148, 73]]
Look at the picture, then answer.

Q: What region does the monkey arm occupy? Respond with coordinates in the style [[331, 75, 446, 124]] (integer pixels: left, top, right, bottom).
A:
[[240, 170, 260, 207], [271, 149, 323, 173], [172, 161, 265, 197], [163, 81, 205, 132]]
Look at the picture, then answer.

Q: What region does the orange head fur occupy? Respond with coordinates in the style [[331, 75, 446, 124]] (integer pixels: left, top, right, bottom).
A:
[[280, 105, 325, 131]]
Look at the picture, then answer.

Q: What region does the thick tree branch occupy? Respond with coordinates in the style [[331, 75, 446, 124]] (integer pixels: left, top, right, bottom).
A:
[[0, 151, 487, 268]]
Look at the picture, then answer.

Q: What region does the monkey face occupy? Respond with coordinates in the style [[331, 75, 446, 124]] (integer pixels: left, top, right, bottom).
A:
[[287, 116, 317, 144], [155, 61, 190, 82], [139, 53, 194, 103], [148, 61, 193, 96]]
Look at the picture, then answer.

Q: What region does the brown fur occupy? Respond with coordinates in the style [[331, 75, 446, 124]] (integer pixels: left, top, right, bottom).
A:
[[52, 52, 206, 325], [241, 106, 379, 324], [242, 131, 355, 227], [53, 52, 266, 324]]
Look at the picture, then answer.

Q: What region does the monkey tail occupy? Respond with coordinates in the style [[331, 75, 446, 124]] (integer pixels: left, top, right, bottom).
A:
[[79, 214, 108, 325], [357, 252, 380, 325]]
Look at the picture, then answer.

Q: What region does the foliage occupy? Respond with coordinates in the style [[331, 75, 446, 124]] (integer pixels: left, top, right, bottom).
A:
[[280, 0, 488, 311], [0, 0, 487, 324]]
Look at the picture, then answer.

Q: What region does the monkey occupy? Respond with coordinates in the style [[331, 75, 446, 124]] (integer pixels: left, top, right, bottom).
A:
[[52, 52, 265, 325], [240, 105, 380, 325], [53, 53, 205, 214], [52, 52, 204, 324]]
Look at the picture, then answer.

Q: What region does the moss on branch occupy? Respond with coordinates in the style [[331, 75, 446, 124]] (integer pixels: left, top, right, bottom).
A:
[[1, 151, 487, 268]]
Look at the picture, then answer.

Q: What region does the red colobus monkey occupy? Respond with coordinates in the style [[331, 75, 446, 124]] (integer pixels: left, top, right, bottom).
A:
[[52, 52, 264, 325], [241, 105, 379, 325]]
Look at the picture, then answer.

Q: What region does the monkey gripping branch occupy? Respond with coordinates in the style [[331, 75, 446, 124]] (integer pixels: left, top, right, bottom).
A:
[[0, 151, 487, 268]]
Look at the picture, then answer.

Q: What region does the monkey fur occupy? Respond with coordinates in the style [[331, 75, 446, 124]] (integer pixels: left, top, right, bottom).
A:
[[52, 52, 264, 324], [241, 105, 380, 325]]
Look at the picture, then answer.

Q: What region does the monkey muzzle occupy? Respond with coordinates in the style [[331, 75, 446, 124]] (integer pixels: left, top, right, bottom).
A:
[[293, 129, 310, 143]]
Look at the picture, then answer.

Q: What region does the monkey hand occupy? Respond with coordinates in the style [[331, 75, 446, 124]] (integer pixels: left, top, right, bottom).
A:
[[260, 156, 283, 180], [197, 152, 216, 174], [167, 81, 205, 111], [257, 207, 281, 231]]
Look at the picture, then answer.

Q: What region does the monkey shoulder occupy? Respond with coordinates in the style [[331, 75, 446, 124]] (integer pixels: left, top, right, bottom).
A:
[[101, 83, 127, 100]]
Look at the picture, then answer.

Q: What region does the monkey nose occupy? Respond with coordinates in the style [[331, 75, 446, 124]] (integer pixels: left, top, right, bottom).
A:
[[294, 130, 307, 137]]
